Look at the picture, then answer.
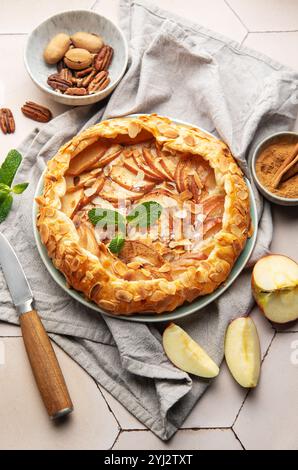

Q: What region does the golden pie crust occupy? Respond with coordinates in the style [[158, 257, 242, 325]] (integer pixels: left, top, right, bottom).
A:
[[36, 114, 251, 315]]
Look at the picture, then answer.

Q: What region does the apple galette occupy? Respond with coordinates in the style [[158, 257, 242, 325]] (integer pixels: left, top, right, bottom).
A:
[[36, 114, 251, 315]]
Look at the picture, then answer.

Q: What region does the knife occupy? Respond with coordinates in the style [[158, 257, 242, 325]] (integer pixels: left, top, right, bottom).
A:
[[0, 232, 73, 419]]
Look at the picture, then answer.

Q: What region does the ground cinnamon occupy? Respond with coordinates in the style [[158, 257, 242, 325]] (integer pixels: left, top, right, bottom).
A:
[[255, 136, 298, 199]]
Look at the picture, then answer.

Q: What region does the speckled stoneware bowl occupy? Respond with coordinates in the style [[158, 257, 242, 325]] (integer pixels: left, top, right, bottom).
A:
[[251, 131, 298, 206], [24, 10, 128, 106]]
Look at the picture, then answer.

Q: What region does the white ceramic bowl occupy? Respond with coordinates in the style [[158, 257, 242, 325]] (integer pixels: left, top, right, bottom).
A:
[[251, 131, 298, 206], [24, 10, 128, 106]]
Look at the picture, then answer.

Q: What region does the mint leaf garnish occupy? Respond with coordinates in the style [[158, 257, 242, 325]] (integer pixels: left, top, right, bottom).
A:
[[12, 182, 29, 194], [108, 233, 125, 254], [127, 201, 162, 228], [0, 149, 22, 187], [0, 194, 13, 223], [88, 208, 126, 233]]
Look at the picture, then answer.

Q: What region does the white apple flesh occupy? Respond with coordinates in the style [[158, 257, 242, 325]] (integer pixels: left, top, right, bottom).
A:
[[252, 255, 298, 324], [224, 317, 261, 388], [162, 323, 219, 378]]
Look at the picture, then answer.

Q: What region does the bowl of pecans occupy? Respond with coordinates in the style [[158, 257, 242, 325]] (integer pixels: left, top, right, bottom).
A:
[[24, 10, 128, 106]]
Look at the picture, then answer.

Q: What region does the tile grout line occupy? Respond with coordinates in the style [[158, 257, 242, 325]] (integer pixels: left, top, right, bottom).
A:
[[91, 0, 99, 10], [240, 32, 248, 47], [96, 383, 122, 431], [249, 29, 298, 34], [0, 33, 27, 36], [231, 427, 245, 450], [224, 0, 249, 33]]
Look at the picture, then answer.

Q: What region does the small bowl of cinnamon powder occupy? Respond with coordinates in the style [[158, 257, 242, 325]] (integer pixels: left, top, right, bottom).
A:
[[252, 131, 298, 206]]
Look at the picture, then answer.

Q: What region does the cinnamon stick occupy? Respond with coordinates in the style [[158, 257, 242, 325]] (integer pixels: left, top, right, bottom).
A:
[[272, 142, 298, 188]]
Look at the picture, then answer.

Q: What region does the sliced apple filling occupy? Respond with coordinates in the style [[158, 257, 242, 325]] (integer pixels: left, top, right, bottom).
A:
[[60, 137, 226, 280]]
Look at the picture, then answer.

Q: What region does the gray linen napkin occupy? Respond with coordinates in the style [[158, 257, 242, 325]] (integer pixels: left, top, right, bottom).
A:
[[1, 0, 298, 440]]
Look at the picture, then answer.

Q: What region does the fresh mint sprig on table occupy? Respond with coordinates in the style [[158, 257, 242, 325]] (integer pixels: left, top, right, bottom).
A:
[[0, 149, 29, 224], [88, 201, 163, 255]]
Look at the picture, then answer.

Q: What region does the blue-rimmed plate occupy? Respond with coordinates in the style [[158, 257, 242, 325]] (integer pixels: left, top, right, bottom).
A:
[[32, 116, 258, 322]]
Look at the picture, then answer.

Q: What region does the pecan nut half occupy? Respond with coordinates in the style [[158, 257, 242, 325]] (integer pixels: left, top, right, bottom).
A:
[[59, 68, 73, 82], [21, 101, 52, 123], [64, 87, 87, 96], [0, 108, 15, 134], [76, 66, 94, 78], [94, 45, 114, 71], [88, 71, 110, 93], [47, 73, 72, 92]]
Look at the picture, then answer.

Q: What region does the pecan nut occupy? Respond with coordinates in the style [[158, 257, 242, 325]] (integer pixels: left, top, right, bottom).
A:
[[21, 101, 52, 123], [47, 73, 72, 92], [0, 108, 15, 134], [88, 71, 110, 93], [94, 45, 113, 71], [76, 66, 94, 78], [81, 70, 96, 88], [64, 87, 87, 96], [59, 68, 73, 82]]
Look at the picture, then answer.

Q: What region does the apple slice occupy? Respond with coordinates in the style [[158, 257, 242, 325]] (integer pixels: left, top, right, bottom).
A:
[[123, 158, 157, 182], [110, 164, 155, 193], [224, 317, 261, 388], [142, 148, 171, 181], [252, 255, 298, 324], [133, 152, 162, 182], [66, 141, 110, 176], [163, 323, 219, 378], [61, 188, 84, 218]]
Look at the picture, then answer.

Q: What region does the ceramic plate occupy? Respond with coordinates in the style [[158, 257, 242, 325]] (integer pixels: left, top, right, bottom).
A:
[[32, 117, 258, 323]]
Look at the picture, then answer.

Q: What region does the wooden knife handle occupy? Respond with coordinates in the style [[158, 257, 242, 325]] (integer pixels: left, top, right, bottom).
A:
[[20, 310, 73, 419]]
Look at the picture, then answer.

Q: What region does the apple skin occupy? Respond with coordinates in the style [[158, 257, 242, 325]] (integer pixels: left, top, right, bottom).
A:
[[162, 323, 219, 378], [252, 255, 298, 325], [224, 317, 261, 388]]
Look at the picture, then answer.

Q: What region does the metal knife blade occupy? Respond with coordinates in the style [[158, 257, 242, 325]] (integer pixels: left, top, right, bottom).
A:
[[0, 232, 33, 314]]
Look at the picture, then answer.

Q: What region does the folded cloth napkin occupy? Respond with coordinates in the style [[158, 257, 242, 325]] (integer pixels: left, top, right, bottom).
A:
[[1, 0, 298, 440]]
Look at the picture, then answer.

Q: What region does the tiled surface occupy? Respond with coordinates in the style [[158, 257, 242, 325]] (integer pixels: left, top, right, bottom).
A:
[[226, 0, 298, 32], [113, 429, 243, 450], [234, 333, 298, 450], [244, 32, 298, 71], [0, 338, 119, 449], [0, 0, 95, 33], [0, 0, 298, 450], [0, 321, 21, 337]]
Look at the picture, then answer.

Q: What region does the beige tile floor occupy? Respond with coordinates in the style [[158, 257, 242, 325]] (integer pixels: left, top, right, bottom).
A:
[[0, 0, 297, 450]]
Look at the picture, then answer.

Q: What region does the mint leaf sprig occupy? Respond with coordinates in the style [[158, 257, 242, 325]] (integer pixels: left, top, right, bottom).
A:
[[88, 201, 163, 255], [0, 150, 29, 224]]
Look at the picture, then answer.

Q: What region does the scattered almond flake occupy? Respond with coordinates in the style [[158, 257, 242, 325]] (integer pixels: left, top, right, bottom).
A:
[[174, 209, 188, 219], [169, 239, 192, 248], [84, 187, 97, 197], [90, 168, 102, 176], [84, 177, 97, 188], [127, 261, 143, 269], [141, 268, 151, 277], [183, 134, 195, 146], [193, 172, 203, 189], [128, 121, 141, 138], [135, 256, 155, 266], [103, 164, 112, 176], [158, 264, 171, 273], [160, 126, 179, 139], [237, 190, 248, 201]]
